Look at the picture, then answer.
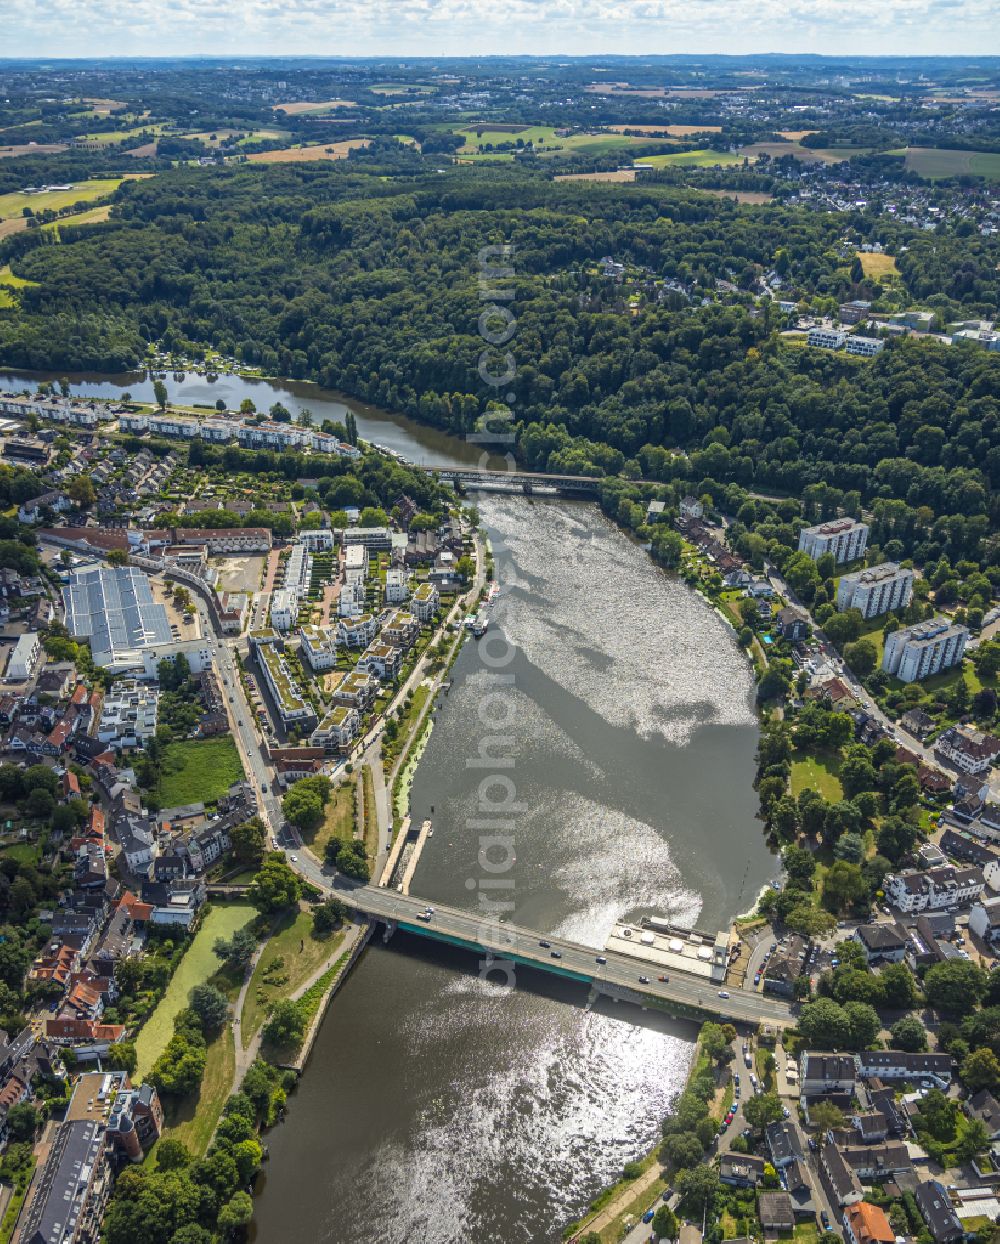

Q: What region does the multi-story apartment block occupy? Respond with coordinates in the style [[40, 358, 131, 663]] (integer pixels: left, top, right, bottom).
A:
[[934, 724, 1000, 776], [336, 613, 379, 649], [798, 518, 869, 564], [310, 705, 359, 751], [384, 568, 409, 604], [269, 588, 299, 632], [299, 625, 338, 672], [357, 642, 402, 681], [410, 581, 439, 623], [330, 670, 377, 710], [383, 609, 420, 649], [258, 644, 312, 725], [884, 865, 983, 914], [836, 563, 913, 619], [882, 617, 968, 683], [845, 335, 884, 357], [97, 681, 160, 748], [808, 328, 847, 350], [298, 528, 336, 552]]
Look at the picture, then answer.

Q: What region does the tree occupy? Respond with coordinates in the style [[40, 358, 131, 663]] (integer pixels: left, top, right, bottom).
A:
[[156, 1138, 192, 1171], [153, 379, 168, 409], [248, 854, 300, 915], [217, 1190, 254, 1234], [699, 1022, 731, 1064], [744, 1091, 783, 1130], [660, 1132, 703, 1169], [189, 984, 229, 1034], [890, 1016, 928, 1053], [844, 639, 878, 677], [5, 1104, 37, 1143], [653, 1205, 678, 1241], [822, 861, 868, 913], [880, 962, 919, 1010], [844, 1001, 881, 1050], [677, 1164, 720, 1217], [313, 896, 349, 936], [798, 998, 852, 1049], [262, 998, 306, 1049], [230, 818, 266, 868], [962, 1047, 1000, 1094], [924, 960, 988, 1016], [808, 1100, 845, 1131], [282, 785, 324, 833], [957, 1118, 992, 1164], [67, 474, 96, 508], [108, 1041, 138, 1073], [214, 925, 257, 970], [148, 1033, 206, 1097]]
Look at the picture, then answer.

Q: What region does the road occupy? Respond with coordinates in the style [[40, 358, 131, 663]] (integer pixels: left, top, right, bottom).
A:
[[347, 886, 797, 1027]]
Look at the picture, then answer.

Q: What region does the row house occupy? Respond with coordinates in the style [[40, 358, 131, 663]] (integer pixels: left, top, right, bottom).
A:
[[884, 864, 983, 913], [856, 1050, 952, 1088], [935, 724, 1000, 776]]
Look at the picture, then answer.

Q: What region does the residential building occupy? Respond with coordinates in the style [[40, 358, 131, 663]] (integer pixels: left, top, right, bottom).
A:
[[845, 335, 884, 357], [97, 681, 159, 749], [882, 618, 968, 683], [843, 1202, 895, 1244], [63, 565, 173, 672], [766, 1121, 805, 1168], [356, 642, 402, 681], [383, 609, 420, 649], [344, 544, 369, 582], [6, 632, 41, 681], [853, 923, 908, 963], [915, 1181, 963, 1244], [138, 639, 213, 680], [856, 1050, 952, 1088], [310, 705, 359, 751], [679, 495, 703, 519], [646, 499, 666, 523], [410, 581, 439, 623], [935, 725, 1000, 776], [798, 518, 869, 564], [836, 563, 914, 619], [330, 670, 377, 711], [163, 527, 271, 554], [808, 327, 847, 350], [969, 898, 1000, 943], [299, 625, 338, 672], [384, 568, 409, 605], [343, 527, 392, 551], [965, 1090, 1000, 1141], [269, 588, 299, 632], [842, 1144, 913, 1180], [720, 1154, 766, 1188], [258, 645, 312, 725], [336, 614, 378, 649], [884, 865, 983, 914], [776, 607, 809, 643], [297, 528, 335, 552], [819, 1142, 863, 1208], [799, 1053, 858, 1097], [17, 1118, 111, 1244]]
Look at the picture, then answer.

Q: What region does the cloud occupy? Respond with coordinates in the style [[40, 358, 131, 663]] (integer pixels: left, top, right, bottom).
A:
[[1, 0, 997, 56]]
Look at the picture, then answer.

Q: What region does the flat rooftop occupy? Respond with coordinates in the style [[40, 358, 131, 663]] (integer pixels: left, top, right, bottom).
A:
[[604, 919, 729, 982]]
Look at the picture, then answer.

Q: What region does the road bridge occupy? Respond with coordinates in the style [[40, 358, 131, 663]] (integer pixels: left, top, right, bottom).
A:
[[349, 885, 795, 1028], [417, 466, 605, 496]]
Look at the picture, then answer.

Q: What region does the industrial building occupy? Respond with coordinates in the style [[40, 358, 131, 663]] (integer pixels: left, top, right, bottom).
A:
[[63, 566, 173, 671]]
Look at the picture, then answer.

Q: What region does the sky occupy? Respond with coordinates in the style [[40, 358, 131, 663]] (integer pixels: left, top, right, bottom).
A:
[[0, 0, 998, 59]]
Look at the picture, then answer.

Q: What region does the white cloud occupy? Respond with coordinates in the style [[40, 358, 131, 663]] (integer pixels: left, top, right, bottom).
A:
[[1, 0, 997, 56]]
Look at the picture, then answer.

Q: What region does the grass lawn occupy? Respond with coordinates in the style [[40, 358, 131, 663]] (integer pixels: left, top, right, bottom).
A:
[[454, 123, 676, 161], [155, 1028, 235, 1158], [240, 909, 345, 1049], [77, 124, 164, 143], [135, 904, 255, 1079], [790, 752, 845, 801], [0, 842, 40, 866], [300, 776, 355, 857], [858, 252, 899, 278], [0, 178, 125, 223], [155, 736, 245, 807]]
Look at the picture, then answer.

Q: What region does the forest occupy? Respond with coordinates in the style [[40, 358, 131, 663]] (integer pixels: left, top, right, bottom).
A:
[[1, 159, 999, 574]]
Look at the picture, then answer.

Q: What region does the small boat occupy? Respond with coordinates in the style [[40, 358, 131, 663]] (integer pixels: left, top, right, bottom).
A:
[[487, 582, 500, 604]]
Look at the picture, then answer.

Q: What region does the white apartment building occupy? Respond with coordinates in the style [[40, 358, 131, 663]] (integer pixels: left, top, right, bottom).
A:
[[845, 335, 884, 357], [311, 705, 359, 751], [258, 644, 312, 724], [283, 543, 312, 598], [343, 544, 369, 581], [934, 725, 1000, 776], [98, 681, 160, 748], [0, 395, 104, 427], [6, 631, 41, 681], [384, 568, 409, 604], [138, 638, 213, 680], [882, 617, 968, 683], [343, 527, 392, 552], [836, 563, 913, 619], [269, 589, 299, 632], [299, 625, 338, 672], [336, 614, 379, 649], [884, 865, 983, 914], [339, 580, 366, 618], [798, 518, 869, 564], [410, 582, 439, 623], [383, 609, 420, 649], [298, 528, 335, 552], [808, 328, 847, 350], [356, 642, 402, 681]]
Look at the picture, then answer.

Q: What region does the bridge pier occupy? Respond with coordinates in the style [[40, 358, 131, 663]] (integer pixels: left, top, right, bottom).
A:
[[381, 919, 396, 943]]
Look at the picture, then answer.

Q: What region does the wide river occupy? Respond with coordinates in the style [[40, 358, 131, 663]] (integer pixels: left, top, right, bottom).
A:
[[2, 365, 777, 1241], [252, 494, 778, 1244]]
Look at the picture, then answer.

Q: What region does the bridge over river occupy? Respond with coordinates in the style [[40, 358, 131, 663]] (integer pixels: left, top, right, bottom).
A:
[[349, 885, 796, 1028], [415, 465, 606, 495]]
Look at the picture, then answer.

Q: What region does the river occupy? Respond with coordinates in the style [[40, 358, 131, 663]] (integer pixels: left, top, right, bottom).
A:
[[0, 367, 496, 469], [251, 495, 778, 1244]]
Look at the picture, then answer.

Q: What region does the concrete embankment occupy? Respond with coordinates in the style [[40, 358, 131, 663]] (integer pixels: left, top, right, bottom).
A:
[[288, 922, 373, 1073]]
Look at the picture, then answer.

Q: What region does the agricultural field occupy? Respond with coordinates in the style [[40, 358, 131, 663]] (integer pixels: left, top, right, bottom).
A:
[[0, 264, 36, 309], [737, 141, 870, 164], [898, 146, 1000, 181], [77, 123, 165, 144], [155, 736, 245, 806], [247, 138, 370, 163], [370, 83, 436, 95], [635, 148, 743, 169], [271, 99, 356, 115], [0, 177, 127, 224], [857, 251, 899, 278], [697, 188, 773, 204], [555, 169, 637, 183], [134, 904, 256, 1079], [607, 124, 722, 136], [0, 143, 68, 159], [455, 123, 677, 160]]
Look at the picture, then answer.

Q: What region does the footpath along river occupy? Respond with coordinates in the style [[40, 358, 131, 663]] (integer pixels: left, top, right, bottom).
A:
[[251, 494, 779, 1244], [2, 365, 777, 1241]]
